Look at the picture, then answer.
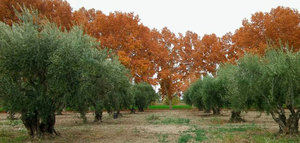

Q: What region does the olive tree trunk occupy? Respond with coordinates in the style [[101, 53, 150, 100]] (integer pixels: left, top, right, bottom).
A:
[[230, 111, 245, 122], [270, 107, 299, 135], [94, 110, 103, 122], [21, 111, 59, 137], [212, 108, 220, 115], [130, 107, 136, 114]]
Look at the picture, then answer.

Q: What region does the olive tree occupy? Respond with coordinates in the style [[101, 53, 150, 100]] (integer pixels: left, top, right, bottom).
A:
[[0, 9, 70, 137], [218, 48, 299, 134], [132, 82, 158, 112], [217, 57, 260, 122], [183, 75, 226, 115], [200, 76, 226, 115], [0, 9, 116, 136], [103, 60, 133, 118], [183, 79, 205, 111], [258, 49, 299, 134]]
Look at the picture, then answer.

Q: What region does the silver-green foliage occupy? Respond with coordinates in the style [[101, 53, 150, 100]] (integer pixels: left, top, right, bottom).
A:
[[218, 48, 299, 134], [132, 82, 158, 112], [0, 8, 132, 136]]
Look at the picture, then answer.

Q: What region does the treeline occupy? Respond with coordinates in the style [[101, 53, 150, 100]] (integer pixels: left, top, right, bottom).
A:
[[0, 10, 158, 137], [184, 48, 299, 135], [0, 0, 299, 103]]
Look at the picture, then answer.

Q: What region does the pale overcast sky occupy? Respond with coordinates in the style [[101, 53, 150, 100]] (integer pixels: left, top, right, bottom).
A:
[[66, 0, 299, 37]]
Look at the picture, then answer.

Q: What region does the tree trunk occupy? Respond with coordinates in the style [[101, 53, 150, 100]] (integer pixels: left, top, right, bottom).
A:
[[21, 111, 58, 137], [39, 113, 59, 135], [117, 110, 122, 117], [138, 107, 144, 112], [212, 108, 220, 115], [94, 110, 102, 122], [284, 113, 299, 134], [169, 98, 172, 110], [130, 107, 136, 114], [21, 112, 40, 137], [80, 112, 87, 123], [113, 112, 118, 119], [230, 111, 245, 122], [270, 110, 299, 135]]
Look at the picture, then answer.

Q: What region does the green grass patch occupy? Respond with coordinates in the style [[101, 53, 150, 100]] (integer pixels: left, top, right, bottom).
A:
[[194, 129, 207, 142], [146, 115, 190, 125], [213, 123, 259, 133], [161, 118, 190, 125], [250, 133, 300, 143], [178, 134, 193, 143], [0, 130, 28, 143], [148, 105, 192, 110]]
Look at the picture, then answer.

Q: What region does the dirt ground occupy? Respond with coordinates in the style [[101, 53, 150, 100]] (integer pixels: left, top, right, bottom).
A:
[[0, 109, 299, 143]]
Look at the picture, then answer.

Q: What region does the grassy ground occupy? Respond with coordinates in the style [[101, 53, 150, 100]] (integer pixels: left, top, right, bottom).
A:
[[0, 109, 299, 143]]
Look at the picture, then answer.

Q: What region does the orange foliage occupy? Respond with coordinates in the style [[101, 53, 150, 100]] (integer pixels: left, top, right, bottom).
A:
[[1, 1, 298, 97], [0, 0, 73, 30], [232, 6, 300, 55], [154, 27, 182, 99], [73, 9, 159, 84]]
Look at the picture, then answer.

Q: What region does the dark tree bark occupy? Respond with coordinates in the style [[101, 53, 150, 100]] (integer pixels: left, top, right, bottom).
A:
[[138, 106, 144, 112], [212, 108, 220, 115], [39, 113, 59, 135], [230, 111, 245, 122], [21, 111, 40, 137], [21, 111, 59, 137], [94, 110, 103, 122], [113, 112, 118, 119], [270, 107, 299, 135], [169, 98, 173, 110], [130, 107, 136, 114], [80, 111, 87, 123]]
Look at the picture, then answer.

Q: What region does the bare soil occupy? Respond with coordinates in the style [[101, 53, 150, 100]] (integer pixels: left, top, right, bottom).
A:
[[0, 109, 299, 143]]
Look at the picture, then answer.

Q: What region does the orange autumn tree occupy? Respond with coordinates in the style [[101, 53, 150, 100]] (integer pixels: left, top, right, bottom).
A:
[[73, 8, 158, 84], [232, 6, 300, 55], [0, 0, 73, 30], [153, 27, 182, 109], [200, 34, 227, 75], [177, 33, 228, 91], [176, 31, 203, 91]]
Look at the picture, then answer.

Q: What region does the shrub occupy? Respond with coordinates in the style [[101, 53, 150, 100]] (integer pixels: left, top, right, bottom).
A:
[[183, 75, 226, 115], [132, 82, 158, 112]]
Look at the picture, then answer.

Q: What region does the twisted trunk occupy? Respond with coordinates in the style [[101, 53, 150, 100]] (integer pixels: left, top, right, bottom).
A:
[[94, 110, 103, 122], [212, 108, 220, 115], [230, 111, 245, 122], [21, 111, 58, 137], [270, 107, 299, 135]]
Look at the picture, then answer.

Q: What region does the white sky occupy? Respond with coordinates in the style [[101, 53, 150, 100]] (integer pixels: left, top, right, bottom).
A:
[[66, 0, 299, 37]]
